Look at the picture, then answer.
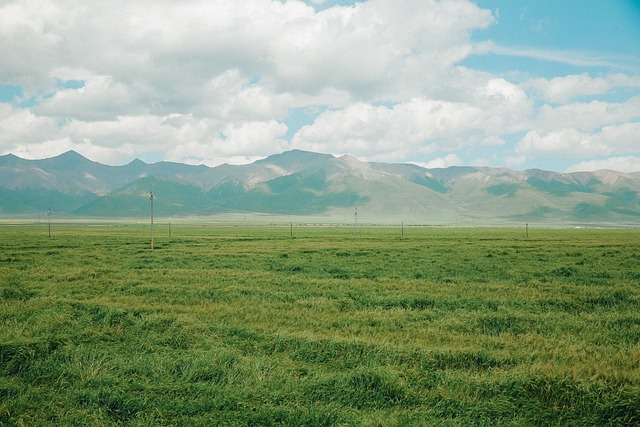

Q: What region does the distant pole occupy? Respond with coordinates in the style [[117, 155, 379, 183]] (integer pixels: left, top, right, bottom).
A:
[[169, 221, 171, 238], [290, 222, 293, 238], [525, 222, 528, 239], [401, 221, 404, 238], [150, 192, 154, 250], [47, 208, 52, 238]]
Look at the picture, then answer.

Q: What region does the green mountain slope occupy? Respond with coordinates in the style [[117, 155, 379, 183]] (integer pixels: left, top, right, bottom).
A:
[[0, 150, 638, 225], [0, 187, 98, 214], [74, 176, 214, 217], [206, 170, 366, 215]]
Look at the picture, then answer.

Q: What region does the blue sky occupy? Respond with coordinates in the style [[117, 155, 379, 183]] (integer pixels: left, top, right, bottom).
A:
[[0, 0, 638, 172], [466, 1, 640, 78]]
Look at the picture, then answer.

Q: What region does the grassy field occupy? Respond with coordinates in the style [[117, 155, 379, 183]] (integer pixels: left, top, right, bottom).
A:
[[1, 224, 639, 426]]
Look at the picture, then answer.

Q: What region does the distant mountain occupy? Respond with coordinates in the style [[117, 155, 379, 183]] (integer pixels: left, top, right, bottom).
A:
[[0, 150, 638, 226]]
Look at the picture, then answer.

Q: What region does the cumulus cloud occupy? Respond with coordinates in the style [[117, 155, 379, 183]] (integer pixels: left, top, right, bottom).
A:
[[33, 75, 142, 121], [526, 74, 609, 104], [566, 157, 640, 173], [0, 0, 492, 106], [532, 96, 640, 133], [517, 122, 640, 158], [0, 0, 498, 165], [0, 105, 57, 146], [292, 78, 531, 161], [523, 73, 640, 103], [517, 128, 602, 158], [412, 154, 463, 169], [166, 119, 289, 166], [505, 155, 526, 167], [0, 0, 637, 173]]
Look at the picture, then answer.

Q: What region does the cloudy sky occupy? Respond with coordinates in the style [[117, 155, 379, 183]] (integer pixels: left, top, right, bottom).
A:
[[1, 0, 639, 172]]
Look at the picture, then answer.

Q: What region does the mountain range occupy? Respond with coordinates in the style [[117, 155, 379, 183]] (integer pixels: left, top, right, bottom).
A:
[[1, 149, 639, 226]]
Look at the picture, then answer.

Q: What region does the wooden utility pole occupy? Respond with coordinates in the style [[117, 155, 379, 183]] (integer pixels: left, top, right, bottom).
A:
[[150, 192, 154, 250]]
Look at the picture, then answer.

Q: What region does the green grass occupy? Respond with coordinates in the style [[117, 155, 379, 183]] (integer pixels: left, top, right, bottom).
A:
[[1, 225, 639, 426]]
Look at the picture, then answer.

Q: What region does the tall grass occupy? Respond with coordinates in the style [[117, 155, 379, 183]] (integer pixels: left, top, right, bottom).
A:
[[1, 225, 639, 425]]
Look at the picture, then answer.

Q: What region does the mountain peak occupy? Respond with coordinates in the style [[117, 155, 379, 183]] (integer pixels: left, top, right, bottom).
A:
[[128, 158, 147, 167], [39, 150, 95, 170], [253, 149, 336, 176], [56, 150, 87, 161], [256, 149, 334, 165], [0, 153, 21, 167]]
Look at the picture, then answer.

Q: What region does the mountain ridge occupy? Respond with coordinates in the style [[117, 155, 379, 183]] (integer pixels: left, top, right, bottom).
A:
[[0, 150, 638, 226]]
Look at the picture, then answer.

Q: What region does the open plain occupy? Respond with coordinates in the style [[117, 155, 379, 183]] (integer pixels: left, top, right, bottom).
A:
[[1, 225, 639, 426]]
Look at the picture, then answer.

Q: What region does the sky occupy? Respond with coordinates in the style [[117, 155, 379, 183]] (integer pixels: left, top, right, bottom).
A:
[[0, 0, 639, 172]]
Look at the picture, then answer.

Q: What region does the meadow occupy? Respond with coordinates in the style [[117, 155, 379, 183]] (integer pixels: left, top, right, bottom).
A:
[[1, 224, 639, 426]]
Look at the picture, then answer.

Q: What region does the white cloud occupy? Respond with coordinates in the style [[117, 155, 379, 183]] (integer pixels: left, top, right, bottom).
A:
[[533, 96, 640, 132], [517, 122, 640, 158], [167, 120, 289, 166], [488, 45, 638, 70], [524, 74, 610, 103], [272, 0, 493, 97], [0, 0, 497, 165], [292, 78, 531, 161], [412, 154, 462, 169], [0, 0, 69, 90], [598, 122, 640, 153], [0, 107, 290, 166], [0, 0, 638, 173], [0, 0, 493, 105], [523, 73, 640, 103], [0, 105, 55, 146], [33, 75, 142, 121], [566, 157, 640, 173], [506, 155, 526, 167], [517, 128, 596, 157]]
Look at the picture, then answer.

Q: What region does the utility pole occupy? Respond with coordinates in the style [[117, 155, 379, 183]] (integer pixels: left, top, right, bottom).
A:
[[150, 192, 154, 250], [354, 207, 358, 230], [47, 208, 52, 238]]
